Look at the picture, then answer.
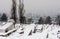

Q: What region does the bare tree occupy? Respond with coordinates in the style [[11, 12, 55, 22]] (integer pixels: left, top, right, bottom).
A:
[[19, 0, 26, 24], [11, 0, 17, 23], [28, 18, 33, 24]]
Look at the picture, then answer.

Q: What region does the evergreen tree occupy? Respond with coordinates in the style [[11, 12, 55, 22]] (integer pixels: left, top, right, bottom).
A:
[[1, 13, 7, 21], [55, 15, 60, 25], [45, 16, 51, 24], [38, 17, 43, 24]]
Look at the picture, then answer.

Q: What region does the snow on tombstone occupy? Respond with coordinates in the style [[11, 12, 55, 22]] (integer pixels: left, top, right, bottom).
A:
[[0, 22, 16, 36], [24, 24, 36, 36], [36, 25, 43, 32]]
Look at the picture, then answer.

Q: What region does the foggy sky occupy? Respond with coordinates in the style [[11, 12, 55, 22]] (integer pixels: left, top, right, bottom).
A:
[[0, 0, 12, 15], [0, 0, 60, 17]]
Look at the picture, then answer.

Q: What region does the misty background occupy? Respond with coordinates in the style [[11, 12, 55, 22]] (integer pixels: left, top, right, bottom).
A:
[[0, 0, 60, 17]]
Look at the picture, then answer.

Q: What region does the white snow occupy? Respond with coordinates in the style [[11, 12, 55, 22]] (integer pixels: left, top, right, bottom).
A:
[[0, 23, 60, 39], [0, 22, 13, 30]]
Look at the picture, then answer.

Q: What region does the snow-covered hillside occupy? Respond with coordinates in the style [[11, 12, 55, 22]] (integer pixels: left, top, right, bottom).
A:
[[0, 24, 60, 39]]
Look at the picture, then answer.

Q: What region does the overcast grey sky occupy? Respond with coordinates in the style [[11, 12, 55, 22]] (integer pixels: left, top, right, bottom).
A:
[[0, 0, 60, 17]]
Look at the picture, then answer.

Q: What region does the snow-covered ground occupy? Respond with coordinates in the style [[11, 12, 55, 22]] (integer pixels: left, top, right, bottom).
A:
[[0, 24, 60, 39]]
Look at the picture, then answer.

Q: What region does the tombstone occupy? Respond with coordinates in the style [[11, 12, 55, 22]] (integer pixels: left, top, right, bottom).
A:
[[28, 30, 32, 36]]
